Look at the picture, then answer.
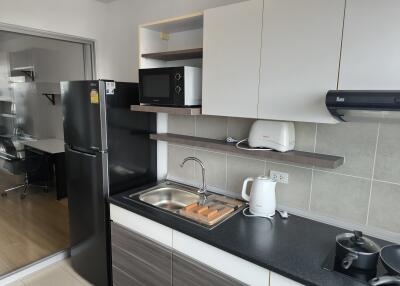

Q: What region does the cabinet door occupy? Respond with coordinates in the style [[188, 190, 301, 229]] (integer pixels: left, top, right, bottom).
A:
[[270, 272, 304, 286], [339, 0, 400, 89], [202, 0, 263, 118], [258, 0, 345, 123], [111, 222, 172, 286], [173, 251, 245, 286]]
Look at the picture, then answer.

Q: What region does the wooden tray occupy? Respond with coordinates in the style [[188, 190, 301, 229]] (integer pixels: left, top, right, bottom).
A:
[[179, 202, 235, 226]]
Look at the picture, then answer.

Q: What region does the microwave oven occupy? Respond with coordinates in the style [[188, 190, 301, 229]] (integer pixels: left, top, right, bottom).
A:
[[139, 66, 202, 106]]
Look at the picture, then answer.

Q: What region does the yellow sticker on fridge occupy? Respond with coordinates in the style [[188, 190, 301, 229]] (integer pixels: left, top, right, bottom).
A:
[[90, 89, 99, 104]]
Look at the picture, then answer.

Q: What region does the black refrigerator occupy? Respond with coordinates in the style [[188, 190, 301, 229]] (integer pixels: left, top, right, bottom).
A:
[[61, 80, 157, 286]]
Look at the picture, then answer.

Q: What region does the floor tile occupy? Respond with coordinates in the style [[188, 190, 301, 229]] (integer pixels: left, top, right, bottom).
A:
[[21, 264, 74, 286], [59, 260, 92, 285], [20, 260, 90, 286], [5, 280, 25, 286]]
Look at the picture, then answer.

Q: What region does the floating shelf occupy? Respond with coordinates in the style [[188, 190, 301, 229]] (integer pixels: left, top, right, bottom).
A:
[[11, 66, 34, 72], [131, 105, 201, 115], [150, 133, 345, 169], [142, 48, 203, 61], [11, 66, 35, 81], [0, 113, 16, 118], [0, 97, 14, 103]]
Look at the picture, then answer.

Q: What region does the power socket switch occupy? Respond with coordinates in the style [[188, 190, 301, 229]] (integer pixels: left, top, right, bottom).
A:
[[270, 170, 289, 184]]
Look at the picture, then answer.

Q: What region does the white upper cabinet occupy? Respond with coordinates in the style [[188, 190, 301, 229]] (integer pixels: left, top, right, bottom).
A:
[[202, 0, 263, 118], [339, 0, 400, 89], [258, 0, 345, 123]]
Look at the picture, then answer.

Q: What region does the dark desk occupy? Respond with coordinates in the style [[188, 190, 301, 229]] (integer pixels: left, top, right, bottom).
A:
[[23, 139, 66, 200]]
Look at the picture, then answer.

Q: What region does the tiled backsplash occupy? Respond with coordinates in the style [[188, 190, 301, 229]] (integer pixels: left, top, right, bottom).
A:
[[166, 114, 400, 241]]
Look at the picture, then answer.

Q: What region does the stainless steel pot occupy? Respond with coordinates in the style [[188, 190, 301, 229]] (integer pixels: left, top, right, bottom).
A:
[[335, 231, 380, 270]]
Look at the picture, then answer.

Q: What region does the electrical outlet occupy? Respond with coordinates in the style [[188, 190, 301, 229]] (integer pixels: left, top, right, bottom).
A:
[[270, 170, 289, 184]]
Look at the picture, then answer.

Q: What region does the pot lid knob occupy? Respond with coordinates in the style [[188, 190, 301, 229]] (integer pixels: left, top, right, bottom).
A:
[[351, 230, 364, 245]]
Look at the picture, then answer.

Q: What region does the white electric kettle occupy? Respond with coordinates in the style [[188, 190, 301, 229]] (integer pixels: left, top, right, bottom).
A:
[[242, 176, 277, 218]]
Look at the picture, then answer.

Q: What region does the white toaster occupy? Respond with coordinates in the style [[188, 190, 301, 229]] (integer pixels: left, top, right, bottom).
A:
[[248, 120, 295, 152]]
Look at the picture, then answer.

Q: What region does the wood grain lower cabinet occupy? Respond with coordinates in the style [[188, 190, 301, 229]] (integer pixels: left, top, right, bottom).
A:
[[112, 265, 145, 286], [111, 222, 172, 286], [173, 251, 246, 286]]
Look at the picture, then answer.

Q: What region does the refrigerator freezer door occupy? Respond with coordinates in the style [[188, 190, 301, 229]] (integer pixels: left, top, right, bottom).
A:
[[61, 81, 107, 151], [65, 145, 110, 286]]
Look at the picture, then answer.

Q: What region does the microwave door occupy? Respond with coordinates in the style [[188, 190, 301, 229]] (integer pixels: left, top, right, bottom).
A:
[[139, 67, 184, 106]]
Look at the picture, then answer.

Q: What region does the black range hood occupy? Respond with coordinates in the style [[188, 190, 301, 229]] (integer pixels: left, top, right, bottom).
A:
[[326, 90, 400, 122]]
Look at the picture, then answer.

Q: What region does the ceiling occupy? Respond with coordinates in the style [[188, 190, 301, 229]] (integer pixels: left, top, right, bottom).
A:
[[0, 31, 24, 43]]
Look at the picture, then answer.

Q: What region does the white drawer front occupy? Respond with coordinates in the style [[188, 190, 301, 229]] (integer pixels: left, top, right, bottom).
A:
[[270, 272, 304, 286], [110, 204, 173, 248], [173, 230, 269, 286]]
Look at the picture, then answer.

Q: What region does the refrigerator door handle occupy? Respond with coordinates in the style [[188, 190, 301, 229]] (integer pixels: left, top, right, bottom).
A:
[[67, 147, 97, 158], [90, 146, 107, 153]]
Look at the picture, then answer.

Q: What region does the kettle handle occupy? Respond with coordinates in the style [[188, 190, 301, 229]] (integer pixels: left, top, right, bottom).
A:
[[242, 177, 254, 201]]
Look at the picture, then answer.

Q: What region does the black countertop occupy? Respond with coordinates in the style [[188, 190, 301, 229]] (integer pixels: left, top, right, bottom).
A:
[[109, 181, 391, 286]]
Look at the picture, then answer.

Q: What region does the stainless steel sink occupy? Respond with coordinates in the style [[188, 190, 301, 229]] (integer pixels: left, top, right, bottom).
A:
[[127, 181, 245, 229], [137, 186, 200, 211]]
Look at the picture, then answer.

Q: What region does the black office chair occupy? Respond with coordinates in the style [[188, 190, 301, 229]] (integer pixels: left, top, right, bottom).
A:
[[1, 148, 50, 199]]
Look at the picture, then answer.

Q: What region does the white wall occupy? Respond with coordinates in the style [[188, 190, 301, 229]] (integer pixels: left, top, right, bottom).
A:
[[0, 0, 243, 82], [0, 0, 109, 79], [0, 34, 87, 139], [101, 0, 244, 81]]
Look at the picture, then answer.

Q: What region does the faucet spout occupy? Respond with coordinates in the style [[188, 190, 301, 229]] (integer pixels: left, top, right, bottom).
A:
[[180, 157, 207, 195]]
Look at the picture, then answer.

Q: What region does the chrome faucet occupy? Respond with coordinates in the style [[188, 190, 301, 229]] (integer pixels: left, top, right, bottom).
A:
[[180, 157, 207, 196]]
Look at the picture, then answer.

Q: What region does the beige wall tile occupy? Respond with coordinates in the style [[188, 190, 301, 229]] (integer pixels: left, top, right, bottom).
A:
[[315, 122, 378, 178], [311, 171, 371, 224], [294, 122, 316, 152], [167, 144, 195, 182], [193, 149, 227, 190], [227, 117, 255, 140], [168, 114, 195, 136], [267, 163, 312, 210], [368, 181, 400, 233], [164, 114, 400, 237], [374, 123, 400, 184], [227, 155, 265, 197], [195, 115, 227, 140]]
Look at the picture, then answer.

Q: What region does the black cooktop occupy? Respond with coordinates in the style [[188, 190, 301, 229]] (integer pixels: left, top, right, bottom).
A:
[[322, 248, 393, 285]]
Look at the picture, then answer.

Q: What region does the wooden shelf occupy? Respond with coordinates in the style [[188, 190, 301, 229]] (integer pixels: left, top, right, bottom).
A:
[[141, 48, 203, 61], [150, 133, 345, 169], [141, 12, 203, 33], [131, 105, 201, 115]]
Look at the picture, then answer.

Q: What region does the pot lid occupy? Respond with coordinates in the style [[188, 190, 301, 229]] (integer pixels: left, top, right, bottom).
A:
[[336, 231, 380, 254]]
